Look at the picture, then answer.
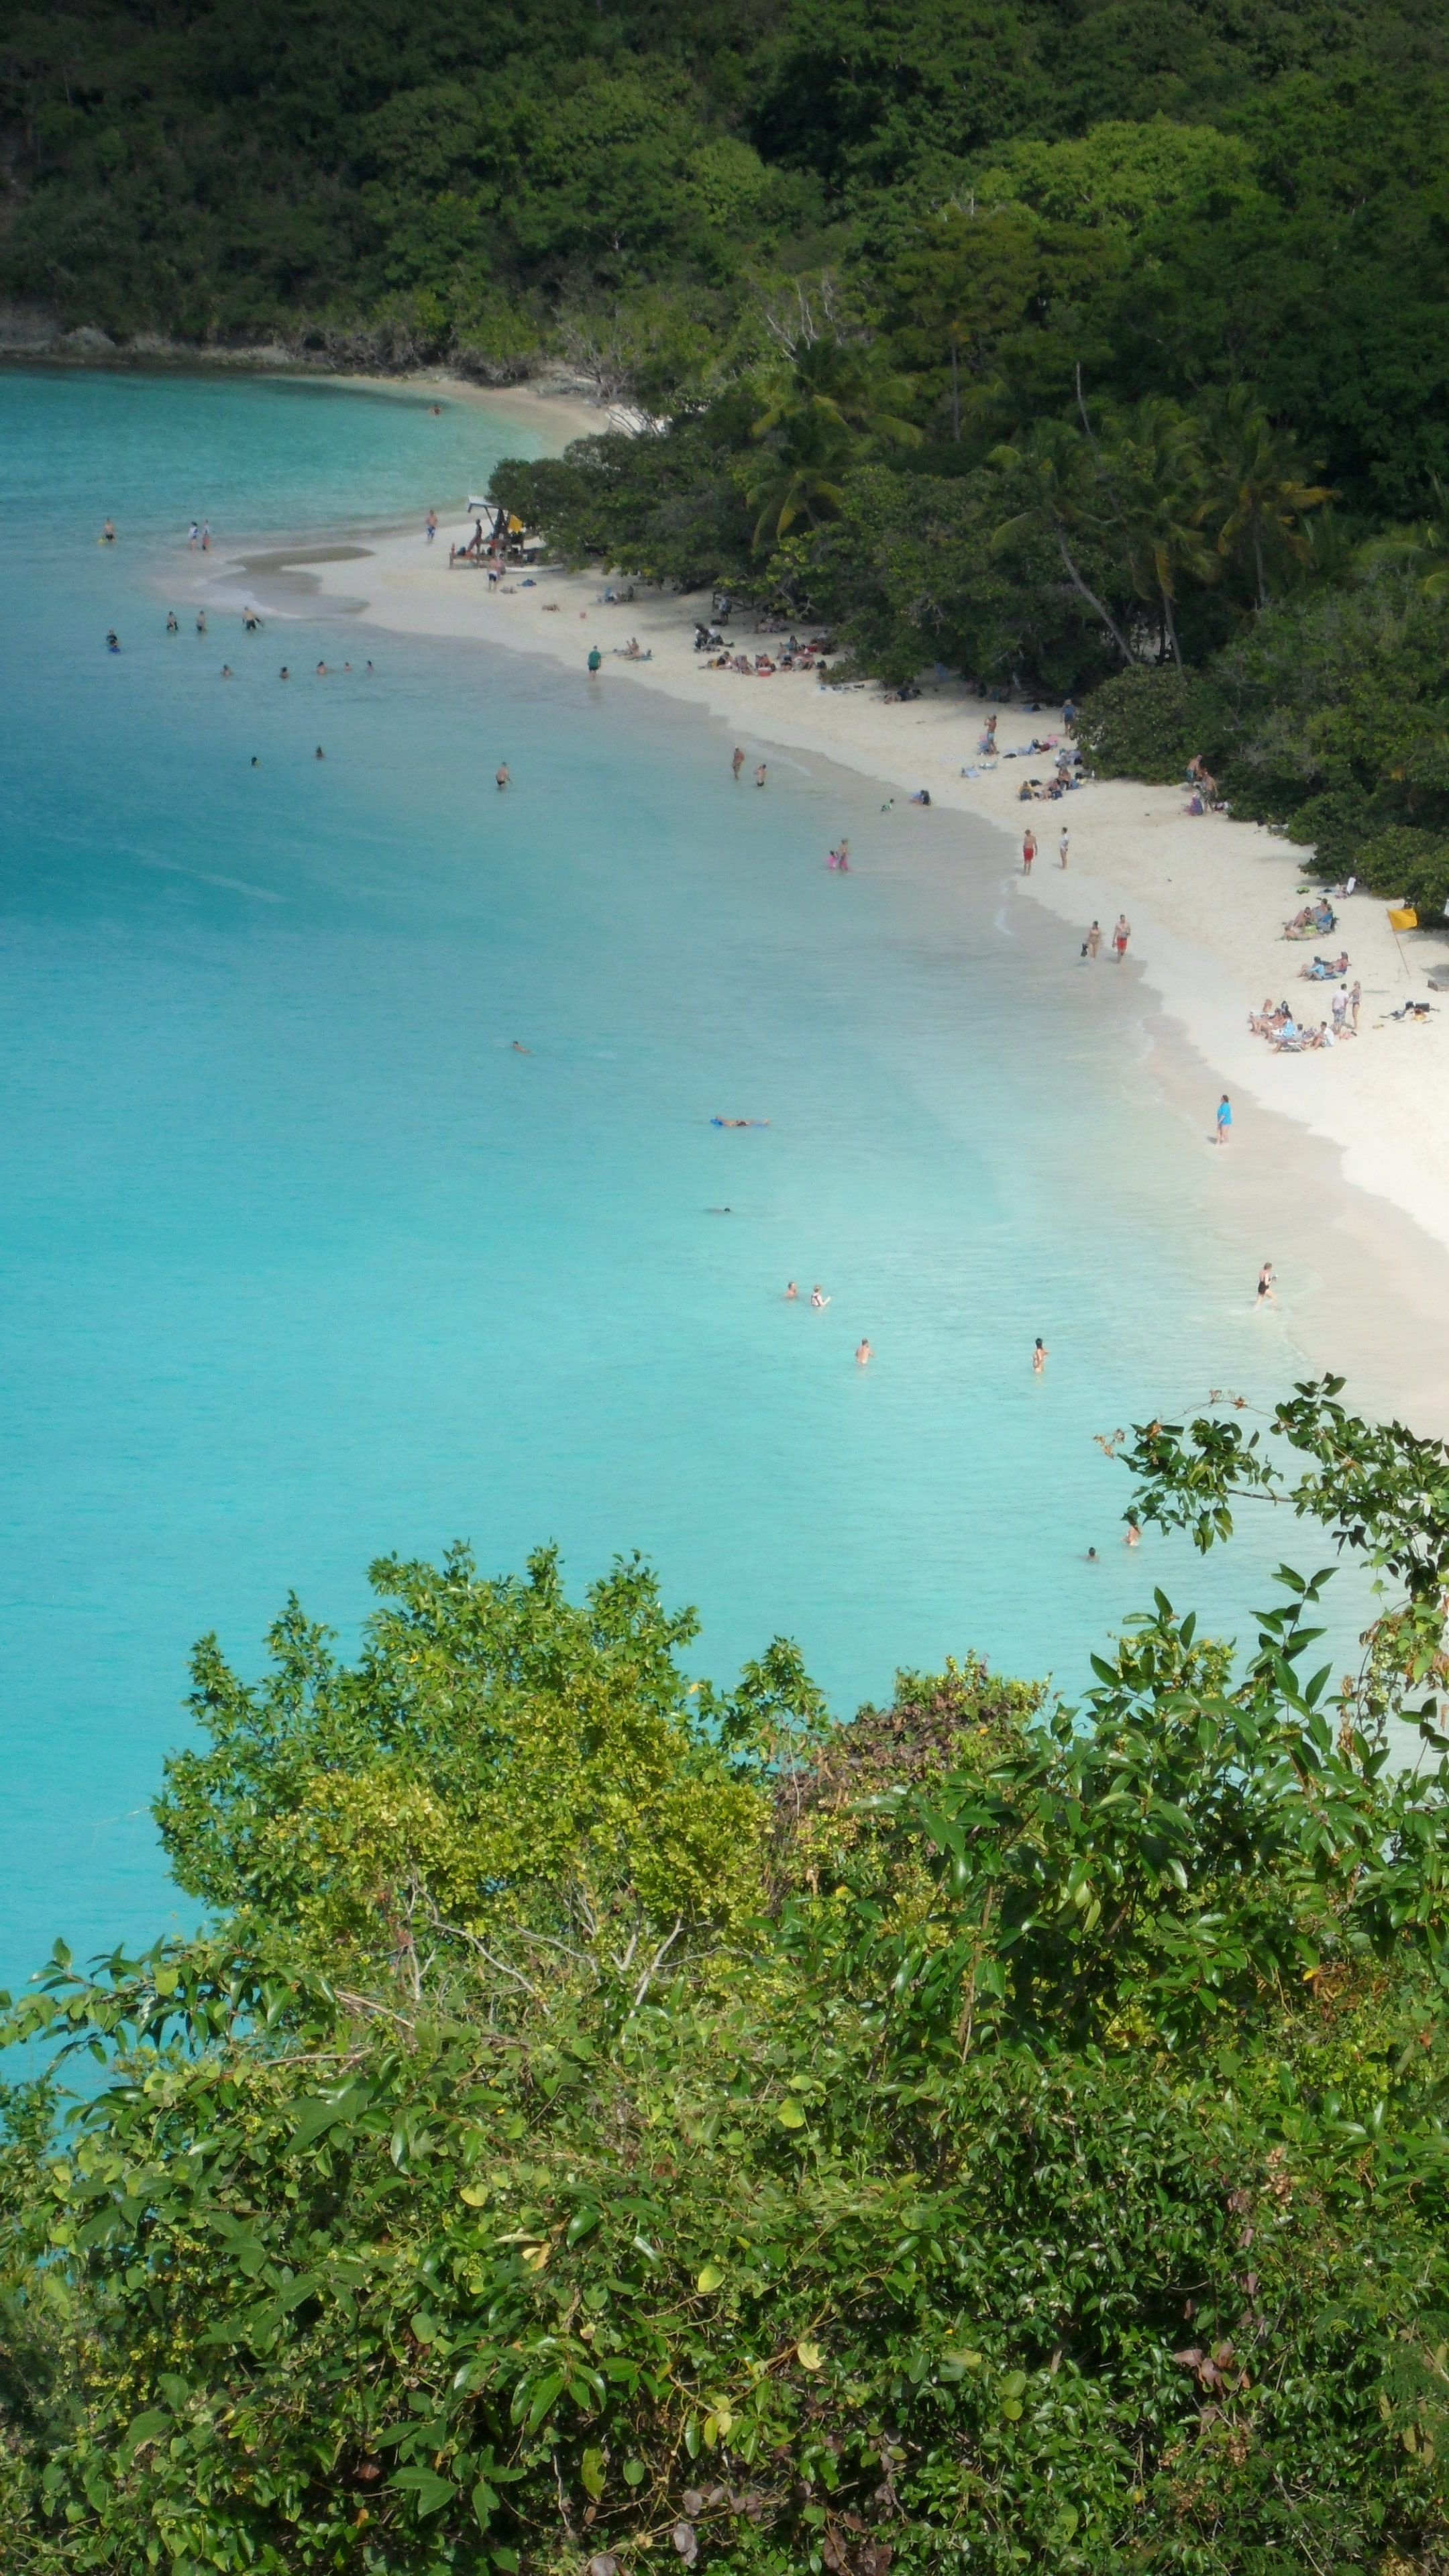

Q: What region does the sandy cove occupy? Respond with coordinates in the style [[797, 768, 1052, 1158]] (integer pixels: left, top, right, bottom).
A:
[[212, 511, 1449, 1421]]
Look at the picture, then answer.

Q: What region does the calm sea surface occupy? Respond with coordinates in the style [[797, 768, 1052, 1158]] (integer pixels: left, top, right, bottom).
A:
[[0, 369, 1348, 1994]]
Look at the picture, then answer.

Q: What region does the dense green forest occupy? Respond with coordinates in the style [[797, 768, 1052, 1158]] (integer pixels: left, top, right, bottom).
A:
[[7, 1381, 1449, 2570], [5, 1, 1449, 890]]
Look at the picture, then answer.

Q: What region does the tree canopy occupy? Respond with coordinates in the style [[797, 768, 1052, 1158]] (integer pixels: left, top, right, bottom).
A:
[[7, 1381, 1449, 2569]]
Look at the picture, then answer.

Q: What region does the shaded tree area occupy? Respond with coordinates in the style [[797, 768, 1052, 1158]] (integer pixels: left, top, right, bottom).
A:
[[8, 1383, 1449, 2567]]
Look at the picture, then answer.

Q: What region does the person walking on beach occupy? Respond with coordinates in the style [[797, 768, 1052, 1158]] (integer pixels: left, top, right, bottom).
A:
[[755, 763, 767, 788], [732, 747, 745, 780], [587, 647, 602, 673], [1084, 919, 1102, 958], [1256, 1260, 1276, 1305], [1215, 1093, 1233, 1145], [425, 508, 437, 543], [1112, 914, 1130, 959], [1350, 980, 1362, 1031], [856, 1338, 872, 1365], [1058, 826, 1070, 869], [1032, 1337, 1048, 1372], [496, 763, 511, 790], [1022, 827, 1036, 873]]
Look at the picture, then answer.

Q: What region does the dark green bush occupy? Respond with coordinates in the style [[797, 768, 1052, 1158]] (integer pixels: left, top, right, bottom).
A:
[[1077, 666, 1230, 784]]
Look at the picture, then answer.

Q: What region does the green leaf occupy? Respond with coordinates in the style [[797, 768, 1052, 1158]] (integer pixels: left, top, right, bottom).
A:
[[472, 2477, 500, 2528], [696, 2261, 724, 2292], [389, 2467, 458, 2516], [776, 2098, 807, 2130], [524, 2370, 566, 2431], [581, 2447, 607, 2500], [123, 2410, 169, 2457]]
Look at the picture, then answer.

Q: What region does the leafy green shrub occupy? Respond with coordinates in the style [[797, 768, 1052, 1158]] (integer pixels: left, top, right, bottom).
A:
[[1283, 786, 1377, 872], [9, 1385, 1449, 2568], [1077, 665, 1229, 782], [1351, 823, 1449, 905]]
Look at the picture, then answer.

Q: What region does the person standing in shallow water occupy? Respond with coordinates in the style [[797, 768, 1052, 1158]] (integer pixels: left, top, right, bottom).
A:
[[1022, 827, 1036, 873], [755, 763, 767, 788], [1032, 1337, 1047, 1371], [1215, 1093, 1232, 1146], [732, 747, 745, 780], [1113, 914, 1130, 959]]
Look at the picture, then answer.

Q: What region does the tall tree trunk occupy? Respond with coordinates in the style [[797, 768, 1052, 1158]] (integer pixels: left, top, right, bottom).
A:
[[1161, 586, 1183, 667], [1253, 522, 1267, 610], [1055, 529, 1135, 662], [949, 340, 961, 444]]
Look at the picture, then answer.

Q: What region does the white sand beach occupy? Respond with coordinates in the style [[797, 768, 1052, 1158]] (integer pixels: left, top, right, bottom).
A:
[[212, 511, 1449, 1419]]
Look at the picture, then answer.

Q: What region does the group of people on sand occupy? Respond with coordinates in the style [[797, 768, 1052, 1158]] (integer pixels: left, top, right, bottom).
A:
[[710, 640, 829, 677], [1250, 986, 1360, 1050]]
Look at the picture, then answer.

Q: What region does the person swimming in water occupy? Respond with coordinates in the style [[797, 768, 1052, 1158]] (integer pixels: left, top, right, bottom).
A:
[[221, 664, 234, 679], [315, 745, 325, 759], [279, 666, 290, 680], [105, 630, 120, 652], [512, 1040, 529, 1053], [785, 1281, 798, 1299], [196, 610, 207, 634], [856, 1338, 872, 1364], [166, 611, 178, 633], [496, 763, 511, 789], [810, 1285, 830, 1309], [1032, 1337, 1048, 1371]]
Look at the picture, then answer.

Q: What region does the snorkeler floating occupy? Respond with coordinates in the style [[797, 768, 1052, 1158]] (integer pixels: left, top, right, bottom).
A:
[[711, 1118, 770, 1128]]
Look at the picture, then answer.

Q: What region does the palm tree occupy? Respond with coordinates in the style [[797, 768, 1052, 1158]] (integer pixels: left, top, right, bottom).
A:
[[748, 333, 920, 554], [1203, 387, 1334, 609], [753, 334, 922, 452], [989, 420, 1136, 663], [1352, 478, 1449, 597], [745, 405, 855, 549], [1112, 398, 1216, 667]]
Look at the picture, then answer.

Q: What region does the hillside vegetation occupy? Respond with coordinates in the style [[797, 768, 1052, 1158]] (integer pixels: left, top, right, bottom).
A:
[[7, 3, 1449, 882], [7, 1383, 1449, 2569]]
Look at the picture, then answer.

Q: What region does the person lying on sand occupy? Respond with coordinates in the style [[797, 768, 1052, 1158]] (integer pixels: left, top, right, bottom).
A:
[[1391, 1000, 1434, 1020]]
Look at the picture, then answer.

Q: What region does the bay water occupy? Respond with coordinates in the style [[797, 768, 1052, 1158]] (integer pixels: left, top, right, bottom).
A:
[[0, 368, 1346, 1995]]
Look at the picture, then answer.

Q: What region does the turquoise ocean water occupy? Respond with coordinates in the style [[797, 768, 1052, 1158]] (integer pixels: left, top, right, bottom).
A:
[[0, 369, 1336, 1996]]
